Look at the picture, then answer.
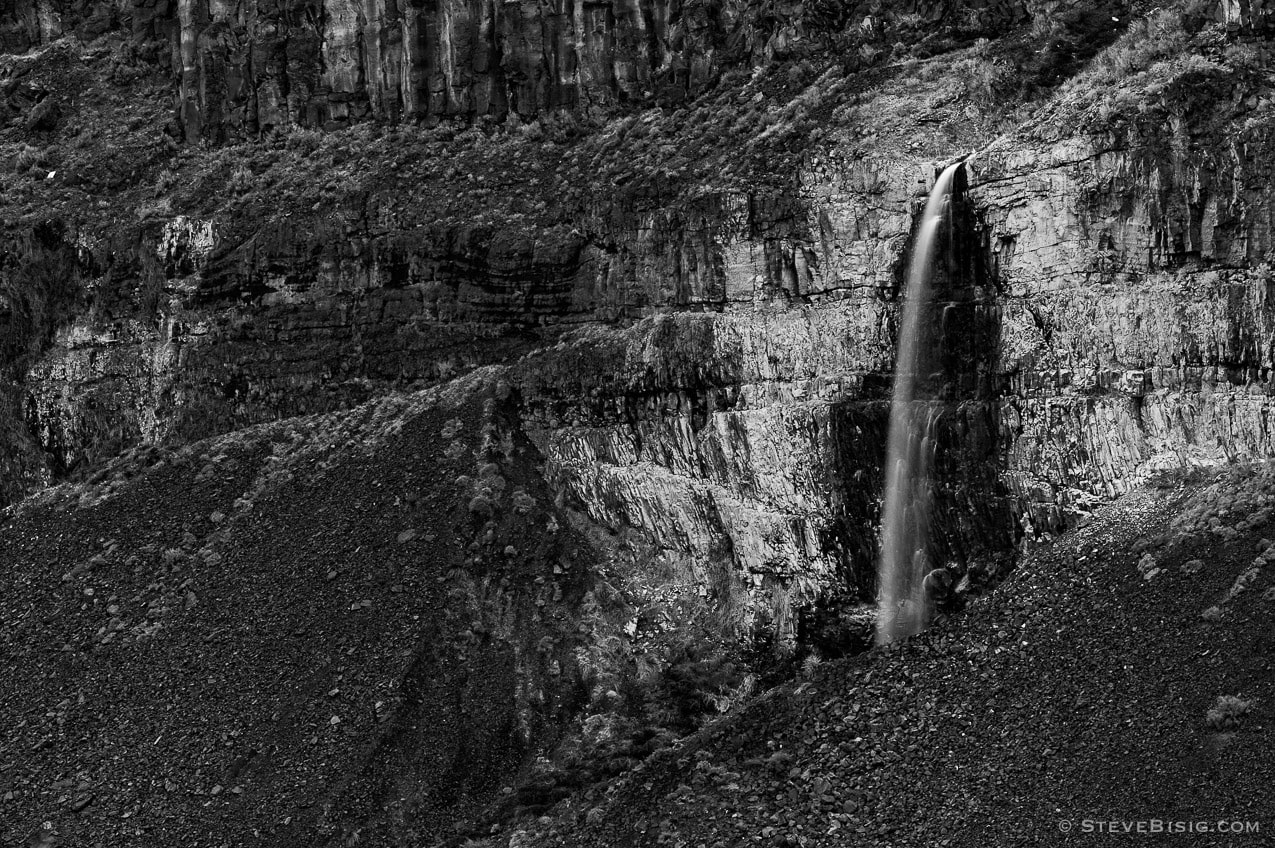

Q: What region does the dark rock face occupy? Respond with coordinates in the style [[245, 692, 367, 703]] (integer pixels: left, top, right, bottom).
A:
[[8, 0, 1275, 646], [12, 103, 1275, 645], [2, 0, 1036, 139], [9, 5, 1275, 845], [0, 0, 175, 54], [6, 0, 744, 138], [0, 219, 84, 503], [9, 4, 1275, 847], [972, 57, 1275, 535]]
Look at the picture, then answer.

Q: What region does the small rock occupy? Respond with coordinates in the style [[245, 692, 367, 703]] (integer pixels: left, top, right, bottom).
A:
[[25, 97, 60, 131]]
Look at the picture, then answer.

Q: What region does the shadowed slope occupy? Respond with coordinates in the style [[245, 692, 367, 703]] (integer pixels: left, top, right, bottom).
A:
[[0, 371, 597, 847]]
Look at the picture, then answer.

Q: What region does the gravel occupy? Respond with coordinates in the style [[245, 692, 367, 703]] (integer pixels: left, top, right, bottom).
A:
[[0, 376, 593, 848]]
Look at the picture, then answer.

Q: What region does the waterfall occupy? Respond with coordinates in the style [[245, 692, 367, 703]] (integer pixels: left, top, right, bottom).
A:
[[876, 161, 962, 645]]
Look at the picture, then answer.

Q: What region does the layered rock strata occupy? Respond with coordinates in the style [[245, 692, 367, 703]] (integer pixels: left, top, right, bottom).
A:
[[7, 2, 1275, 645]]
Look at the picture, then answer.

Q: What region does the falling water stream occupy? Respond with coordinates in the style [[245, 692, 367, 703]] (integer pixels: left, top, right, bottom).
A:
[[876, 161, 963, 645]]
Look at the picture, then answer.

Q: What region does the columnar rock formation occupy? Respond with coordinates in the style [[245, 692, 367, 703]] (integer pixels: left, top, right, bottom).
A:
[[2, 0, 1035, 137]]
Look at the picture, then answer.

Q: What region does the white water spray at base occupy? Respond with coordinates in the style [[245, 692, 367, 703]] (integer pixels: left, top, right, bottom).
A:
[[876, 161, 962, 646]]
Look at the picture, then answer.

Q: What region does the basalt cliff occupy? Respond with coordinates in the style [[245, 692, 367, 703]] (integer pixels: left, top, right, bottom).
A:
[[2, 0, 1275, 845]]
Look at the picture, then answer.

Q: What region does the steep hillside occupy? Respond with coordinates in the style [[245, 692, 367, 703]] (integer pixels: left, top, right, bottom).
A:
[[515, 466, 1275, 847], [0, 371, 602, 847]]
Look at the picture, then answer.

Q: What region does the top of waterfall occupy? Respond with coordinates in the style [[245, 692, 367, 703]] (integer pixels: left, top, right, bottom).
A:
[[923, 161, 963, 222]]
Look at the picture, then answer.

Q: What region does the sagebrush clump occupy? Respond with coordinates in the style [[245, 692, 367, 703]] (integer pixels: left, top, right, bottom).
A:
[[1206, 695, 1252, 730]]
